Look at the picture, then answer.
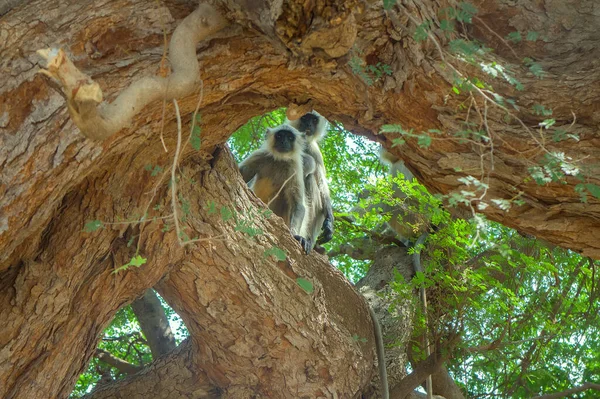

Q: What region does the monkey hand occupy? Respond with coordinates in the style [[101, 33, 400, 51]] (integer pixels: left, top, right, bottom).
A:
[[317, 220, 334, 244], [293, 235, 312, 254]]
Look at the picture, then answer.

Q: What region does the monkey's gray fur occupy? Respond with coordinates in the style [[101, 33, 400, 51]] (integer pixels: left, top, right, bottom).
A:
[[285, 110, 334, 251], [238, 125, 312, 253]]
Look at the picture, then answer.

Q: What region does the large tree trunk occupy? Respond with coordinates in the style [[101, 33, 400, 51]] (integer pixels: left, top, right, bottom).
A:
[[1, 0, 599, 398]]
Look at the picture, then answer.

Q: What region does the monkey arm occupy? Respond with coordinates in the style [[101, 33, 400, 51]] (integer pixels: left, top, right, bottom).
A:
[[289, 199, 306, 237], [238, 152, 266, 183], [315, 167, 334, 244], [287, 179, 312, 254], [302, 154, 316, 178], [290, 201, 312, 254]]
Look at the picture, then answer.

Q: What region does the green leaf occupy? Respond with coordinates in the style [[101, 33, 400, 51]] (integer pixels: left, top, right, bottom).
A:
[[459, 1, 478, 13], [296, 278, 314, 294], [220, 206, 233, 222], [206, 201, 217, 215], [264, 247, 287, 261], [458, 2, 478, 23], [391, 137, 406, 146], [585, 184, 600, 199], [526, 31, 539, 41], [417, 135, 432, 148], [414, 21, 431, 42], [539, 119, 556, 129], [191, 125, 202, 151], [507, 31, 522, 43], [151, 165, 163, 177], [234, 219, 263, 237], [383, 0, 395, 10], [83, 220, 104, 233], [440, 19, 454, 32], [575, 184, 588, 203], [129, 255, 147, 267], [449, 39, 480, 55], [528, 62, 544, 78], [112, 255, 147, 274], [532, 104, 552, 116]]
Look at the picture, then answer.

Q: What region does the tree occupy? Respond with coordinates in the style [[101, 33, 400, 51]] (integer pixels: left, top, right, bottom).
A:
[[1, 0, 599, 398]]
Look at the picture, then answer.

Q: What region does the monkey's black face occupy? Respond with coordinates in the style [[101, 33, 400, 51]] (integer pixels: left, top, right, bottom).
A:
[[273, 129, 296, 153], [298, 114, 320, 137]]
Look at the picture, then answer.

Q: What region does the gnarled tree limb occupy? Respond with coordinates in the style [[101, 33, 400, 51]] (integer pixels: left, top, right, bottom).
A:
[[36, 3, 228, 141]]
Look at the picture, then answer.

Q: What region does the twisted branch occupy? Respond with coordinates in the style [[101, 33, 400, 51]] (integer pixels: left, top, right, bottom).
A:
[[37, 3, 228, 141]]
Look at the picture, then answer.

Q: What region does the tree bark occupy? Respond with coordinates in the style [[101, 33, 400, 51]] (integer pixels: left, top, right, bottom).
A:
[[130, 289, 177, 359], [1, 0, 600, 397]]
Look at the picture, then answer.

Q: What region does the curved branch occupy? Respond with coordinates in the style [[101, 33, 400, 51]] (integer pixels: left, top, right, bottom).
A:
[[36, 3, 228, 141], [530, 383, 600, 399]]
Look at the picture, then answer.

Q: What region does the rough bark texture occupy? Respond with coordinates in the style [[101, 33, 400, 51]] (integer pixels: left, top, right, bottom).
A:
[[1, 0, 599, 397]]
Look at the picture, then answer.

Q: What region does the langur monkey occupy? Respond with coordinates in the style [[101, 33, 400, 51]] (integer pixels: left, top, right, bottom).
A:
[[238, 125, 312, 253], [285, 111, 334, 251]]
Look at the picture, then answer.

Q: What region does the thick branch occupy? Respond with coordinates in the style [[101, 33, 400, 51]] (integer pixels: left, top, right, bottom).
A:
[[390, 351, 445, 399], [36, 3, 228, 141], [130, 289, 176, 358], [87, 340, 218, 399], [95, 349, 142, 375]]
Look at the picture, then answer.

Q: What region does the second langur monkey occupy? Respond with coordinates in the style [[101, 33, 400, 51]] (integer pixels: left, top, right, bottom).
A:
[[238, 125, 313, 253], [285, 111, 334, 250]]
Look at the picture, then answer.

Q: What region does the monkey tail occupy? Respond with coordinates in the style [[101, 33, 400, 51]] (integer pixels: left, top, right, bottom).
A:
[[369, 307, 389, 399]]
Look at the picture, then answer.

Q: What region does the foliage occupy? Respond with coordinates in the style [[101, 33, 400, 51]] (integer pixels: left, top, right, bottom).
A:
[[71, 300, 188, 398], [348, 50, 393, 86]]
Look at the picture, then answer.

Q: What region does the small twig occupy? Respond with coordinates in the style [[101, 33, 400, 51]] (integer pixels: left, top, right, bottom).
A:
[[171, 99, 184, 245], [267, 171, 296, 206], [483, 99, 495, 171], [181, 79, 205, 154], [159, 99, 169, 152], [102, 214, 174, 226], [181, 234, 228, 245], [474, 16, 520, 60]]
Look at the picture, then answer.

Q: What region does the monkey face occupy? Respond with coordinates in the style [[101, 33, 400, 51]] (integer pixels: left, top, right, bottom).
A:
[[298, 113, 320, 137], [272, 128, 297, 153]]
